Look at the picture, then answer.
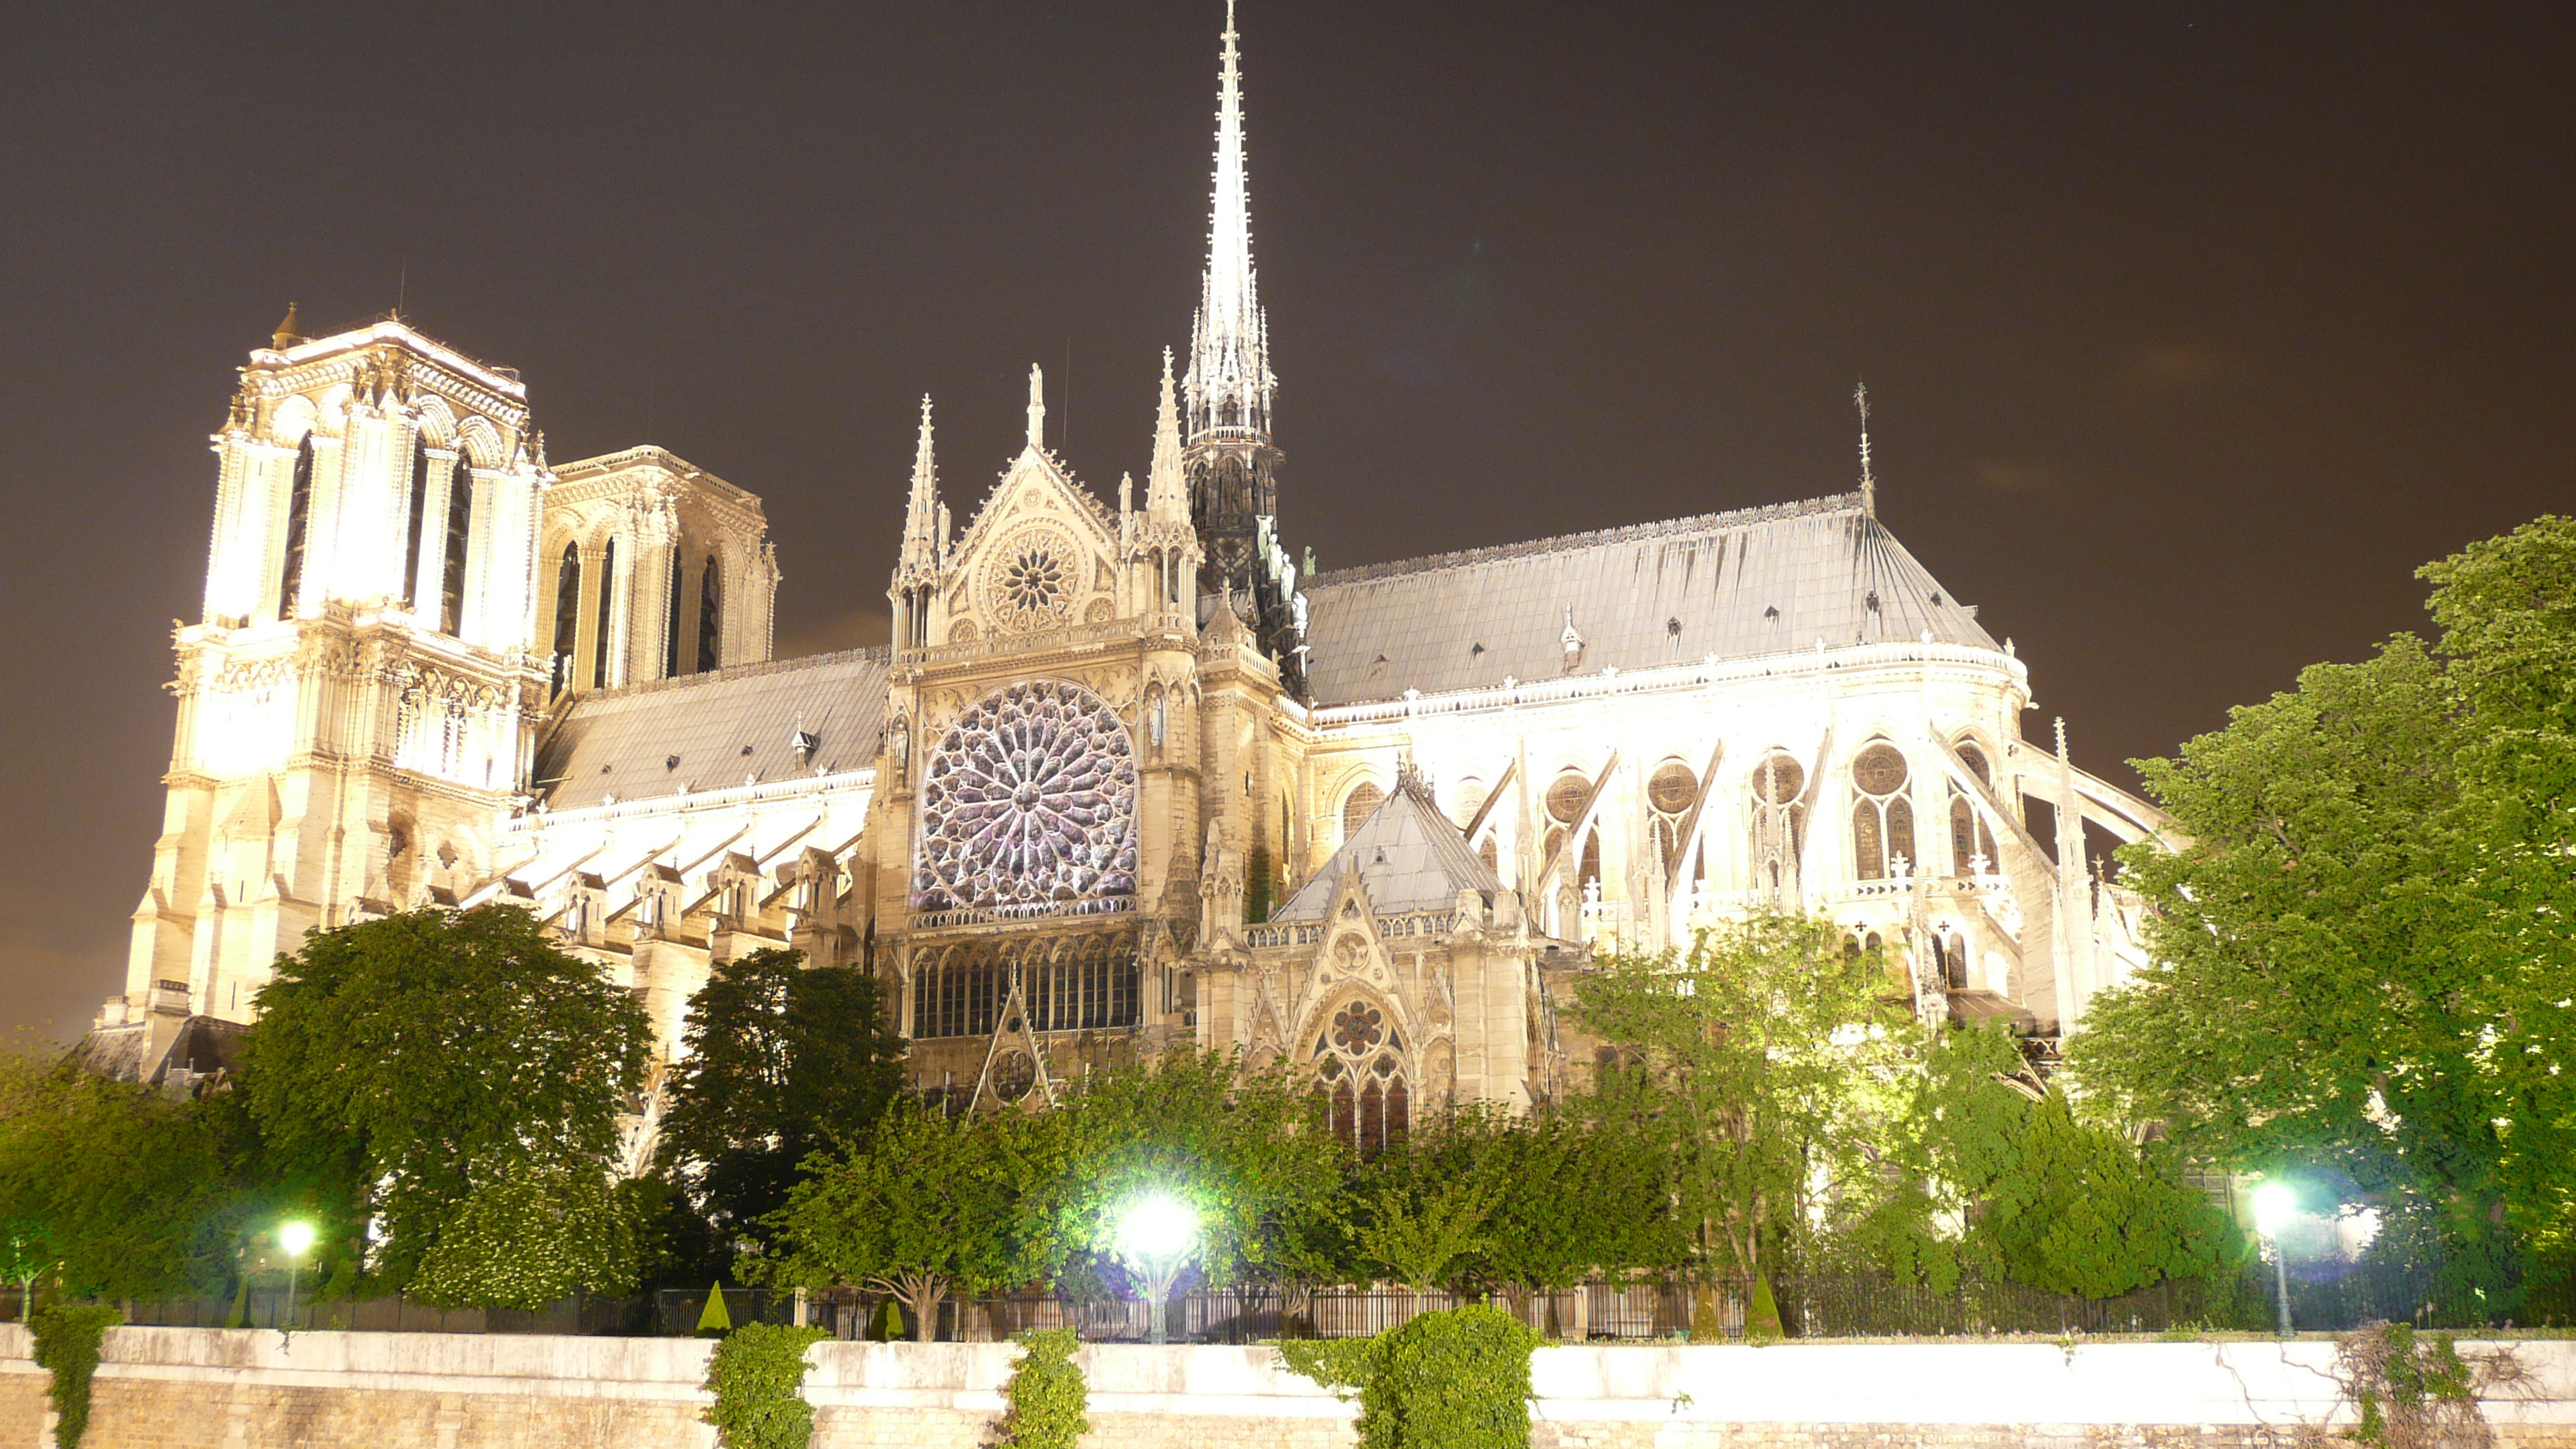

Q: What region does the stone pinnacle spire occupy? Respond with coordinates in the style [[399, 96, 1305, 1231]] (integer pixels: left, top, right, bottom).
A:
[[1147, 347, 1187, 522], [1184, 0, 1275, 441], [902, 395, 939, 569]]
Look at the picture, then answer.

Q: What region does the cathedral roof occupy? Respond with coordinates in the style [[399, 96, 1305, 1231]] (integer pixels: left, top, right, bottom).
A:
[[532, 647, 890, 810], [1297, 492, 1998, 707], [1271, 779, 1502, 923]]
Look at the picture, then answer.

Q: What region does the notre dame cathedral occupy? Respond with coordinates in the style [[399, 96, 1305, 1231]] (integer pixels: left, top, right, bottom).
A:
[[91, 7, 2170, 1154]]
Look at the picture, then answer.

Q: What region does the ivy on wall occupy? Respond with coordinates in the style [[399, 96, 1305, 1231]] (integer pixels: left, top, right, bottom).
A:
[[29, 1304, 123, 1449]]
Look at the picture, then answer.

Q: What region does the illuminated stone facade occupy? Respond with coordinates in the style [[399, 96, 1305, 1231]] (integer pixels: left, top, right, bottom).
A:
[[99, 11, 2171, 1137]]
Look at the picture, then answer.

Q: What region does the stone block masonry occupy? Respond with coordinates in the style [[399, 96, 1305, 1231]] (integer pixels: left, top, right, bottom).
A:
[[5, 1324, 2575, 1448]]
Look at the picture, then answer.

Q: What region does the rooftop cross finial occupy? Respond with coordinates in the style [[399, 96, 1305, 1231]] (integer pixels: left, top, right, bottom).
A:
[[1184, 0, 1274, 442], [1026, 364, 1046, 451], [1854, 381, 1875, 518]]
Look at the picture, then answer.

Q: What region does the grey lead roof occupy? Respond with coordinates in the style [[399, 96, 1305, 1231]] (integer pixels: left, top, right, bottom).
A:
[[533, 648, 890, 810], [1298, 492, 1999, 707], [1273, 781, 1503, 923]]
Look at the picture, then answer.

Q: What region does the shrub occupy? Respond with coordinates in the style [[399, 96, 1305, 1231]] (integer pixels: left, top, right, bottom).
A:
[[1280, 1305, 1539, 1449], [703, 1322, 831, 1449], [29, 1303, 123, 1449], [999, 1327, 1090, 1449]]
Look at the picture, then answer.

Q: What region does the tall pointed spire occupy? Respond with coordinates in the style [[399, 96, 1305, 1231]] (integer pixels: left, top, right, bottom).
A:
[[1854, 382, 1875, 519], [1147, 347, 1187, 522], [902, 395, 939, 569], [1184, 0, 1274, 441]]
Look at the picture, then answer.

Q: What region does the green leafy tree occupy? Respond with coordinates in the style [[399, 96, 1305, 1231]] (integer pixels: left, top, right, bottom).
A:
[[1572, 913, 1920, 1280], [764, 1101, 1026, 1339], [2073, 516, 2576, 1293], [657, 949, 906, 1264], [1009, 1049, 1346, 1290], [0, 1049, 226, 1300], [240, 906, 653, 1302]]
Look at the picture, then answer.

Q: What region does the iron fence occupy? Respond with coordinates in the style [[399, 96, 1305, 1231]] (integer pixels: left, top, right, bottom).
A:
[[29, 1259, 2571, 1343]]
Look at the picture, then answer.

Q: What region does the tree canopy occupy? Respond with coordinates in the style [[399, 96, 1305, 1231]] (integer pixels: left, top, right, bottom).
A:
[[240, 906, 654, 1303], [2073, 515, 2576, 1296]]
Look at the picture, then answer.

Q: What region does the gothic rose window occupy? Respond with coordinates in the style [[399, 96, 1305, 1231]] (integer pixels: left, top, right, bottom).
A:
[[1002, 543, 1067, 615], [984, 525, 1083, 632], [1851, 742, 1916, 880], [913, 680, 1138, 911]]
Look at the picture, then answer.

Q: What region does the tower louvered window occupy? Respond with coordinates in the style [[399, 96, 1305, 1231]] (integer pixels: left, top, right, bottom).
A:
[[276, 436, 314, 618], [550, 544, 581, 698], [663, 549, 683, 679], [1852, 742, 1916, 879], [591, 539, 617, 690], [439, 456, 473, 634], [402, 441, 430, 607], [697, 553, 721, 672]]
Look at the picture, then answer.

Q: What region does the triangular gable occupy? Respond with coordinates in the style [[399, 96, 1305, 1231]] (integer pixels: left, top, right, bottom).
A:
[[1273, 780, 1502, 923]]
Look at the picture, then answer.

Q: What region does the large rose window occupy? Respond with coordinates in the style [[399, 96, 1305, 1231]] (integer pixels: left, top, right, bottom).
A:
[[913, 680, 1138, 911]]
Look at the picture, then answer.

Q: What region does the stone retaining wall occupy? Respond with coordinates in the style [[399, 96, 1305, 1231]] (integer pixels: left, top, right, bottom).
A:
[[5, 1324, 2574, 1448]]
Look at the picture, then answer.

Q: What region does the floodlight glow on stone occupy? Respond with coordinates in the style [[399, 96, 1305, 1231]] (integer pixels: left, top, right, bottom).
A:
[[2252, 1181, 2297, 1238], [279, 1220, 317, 1257], [1115, 1194, 1197, 1263]]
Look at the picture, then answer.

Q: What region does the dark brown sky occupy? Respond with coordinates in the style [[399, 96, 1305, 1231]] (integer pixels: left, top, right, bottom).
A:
[[2, 2, 2567, 1043]]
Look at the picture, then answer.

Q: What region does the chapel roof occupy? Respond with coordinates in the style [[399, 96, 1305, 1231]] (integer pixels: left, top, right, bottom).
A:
[[1297, 492, 1998, 707], [1271, 778, 1502, 923], [531, 647, 890, 811]]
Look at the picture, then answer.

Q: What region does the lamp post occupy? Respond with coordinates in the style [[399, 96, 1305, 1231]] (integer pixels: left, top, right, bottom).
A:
[[1113, 1194, 1199, 1345], [2252, 1182, 2297, 1341], [278, 1221, 316, 1339]]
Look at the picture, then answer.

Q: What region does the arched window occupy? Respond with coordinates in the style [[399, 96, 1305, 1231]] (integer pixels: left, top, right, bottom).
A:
[[439, 455, 474, 634], [1313, 999, 1409, 1157], [1027, 933, 1142, 1032], [663, 549, 683, 679], [1851, 742, 1916, 879], [277, 436, 314, 618], [1749, 752, 1807, 899], [402, 441, 430, 607], [1646, 760, 1698, 875], [591, 539, 617, 689], [697, 553, 722, 673], [1342, 782, 1384, 841], [1578, 831, 1602, 893], [1948, 742, 1999, 875], [550, 544, 581, 698]]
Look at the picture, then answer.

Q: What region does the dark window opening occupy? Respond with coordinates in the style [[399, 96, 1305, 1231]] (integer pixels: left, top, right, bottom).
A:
[[591, 539, 617, 689], [277, 437, 314, 618], [439, 455, 473, 634], [550, 544, 581, 698], [697, 553, 722, 673], [402, 441, 430, 606]]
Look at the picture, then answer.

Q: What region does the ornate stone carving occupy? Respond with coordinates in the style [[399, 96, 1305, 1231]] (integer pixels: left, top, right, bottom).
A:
[[981, 523, 1081, 633], [913, 679, 1138, 910]]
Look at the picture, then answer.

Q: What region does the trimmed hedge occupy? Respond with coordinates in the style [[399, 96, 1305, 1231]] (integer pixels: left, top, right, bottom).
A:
[[702, 1322, 831, 1449], [1280, 1304, 1540, 1449], [1000, 1327, 1089, 1449]]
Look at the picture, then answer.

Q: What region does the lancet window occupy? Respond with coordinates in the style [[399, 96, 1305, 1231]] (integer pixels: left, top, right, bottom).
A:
[[697, 553, 722, 672], [402, 441, 430, 608], [663, 550, 683, 678], [1749, 752, 1807, 899], [591, 539, 618, 689], [550, 544, 581, 698], [1025, 933, 1140, 1032], [1948, 742, 1999, 875], [1851, 742, 1916, 880], [910, 944, 1001, 1040], [277, 436, 314, 618], [1647, 759, 1700, 880], [1342, 782, 1383, 842], [439, 456, 473, 635], [1313, 998, 1409, 1157]]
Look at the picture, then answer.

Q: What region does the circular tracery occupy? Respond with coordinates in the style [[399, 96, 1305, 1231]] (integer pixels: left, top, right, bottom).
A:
[[983, 526, 1081, 632], [913, 680, 1138, 910]]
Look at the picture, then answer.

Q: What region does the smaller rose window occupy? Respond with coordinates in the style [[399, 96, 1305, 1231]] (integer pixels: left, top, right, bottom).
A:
[[1002, 544, 1067, 615], [1332, 1002, 1384, 1053]]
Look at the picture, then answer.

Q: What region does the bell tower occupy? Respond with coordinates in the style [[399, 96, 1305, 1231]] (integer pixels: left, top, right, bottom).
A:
[[112, 311, 553, 1050]]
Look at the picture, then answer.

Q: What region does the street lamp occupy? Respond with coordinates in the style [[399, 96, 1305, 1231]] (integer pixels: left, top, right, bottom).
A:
[[1113, 1193, 1199, 1345], [278, 1221, 316, 1338], [2252, 1182, 2297, 1341]]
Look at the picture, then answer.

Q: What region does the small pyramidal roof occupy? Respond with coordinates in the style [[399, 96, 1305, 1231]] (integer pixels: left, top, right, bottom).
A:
[[1272, 775, 1501, 923]]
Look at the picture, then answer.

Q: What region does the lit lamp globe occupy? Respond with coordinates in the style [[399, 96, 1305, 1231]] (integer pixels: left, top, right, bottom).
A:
[[1113, 1193, 1198, 1345], [278, 1220, 318, 1338], [2250, 1180, 2298, 1340]]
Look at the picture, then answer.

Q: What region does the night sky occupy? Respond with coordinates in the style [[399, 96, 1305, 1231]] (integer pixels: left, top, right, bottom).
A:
[[2, 3, 2567, 1043]]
